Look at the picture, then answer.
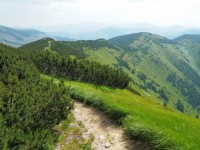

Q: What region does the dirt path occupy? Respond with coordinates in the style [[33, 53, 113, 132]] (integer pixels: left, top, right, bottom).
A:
[[72, 101, 150, 150]]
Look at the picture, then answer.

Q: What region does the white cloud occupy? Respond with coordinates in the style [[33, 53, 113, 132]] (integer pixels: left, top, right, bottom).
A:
[[0, 0, 200, 28]]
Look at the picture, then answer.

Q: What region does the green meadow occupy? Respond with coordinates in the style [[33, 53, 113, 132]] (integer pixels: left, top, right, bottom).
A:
[[41, 74, 200, 150]]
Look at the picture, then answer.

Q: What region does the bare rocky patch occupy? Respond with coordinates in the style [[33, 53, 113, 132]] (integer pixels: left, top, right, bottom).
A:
[[72, 101, 150, 150]]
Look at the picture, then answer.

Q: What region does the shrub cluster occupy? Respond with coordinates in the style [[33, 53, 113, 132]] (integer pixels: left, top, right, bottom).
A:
[[0, 43, 73, 149]]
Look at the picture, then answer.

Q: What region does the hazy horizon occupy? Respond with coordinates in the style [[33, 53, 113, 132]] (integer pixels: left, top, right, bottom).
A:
[[1, 0, 200, 29]]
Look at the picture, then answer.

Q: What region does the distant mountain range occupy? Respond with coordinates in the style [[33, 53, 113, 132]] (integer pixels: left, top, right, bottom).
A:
[[0, 25, 74, 47], [0, 25, 47, 47], [1, 23, 200, 47], [36, 22, 200, 40]]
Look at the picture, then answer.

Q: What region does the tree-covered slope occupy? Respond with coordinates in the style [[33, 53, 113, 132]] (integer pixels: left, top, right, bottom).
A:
[[0, 41, 130, 149], [19, 33, 200, 117], [0, 43, 73, 149], [19, 38, 121, 59], [9, 32, 200, 149], [31, 50, 130, 88]]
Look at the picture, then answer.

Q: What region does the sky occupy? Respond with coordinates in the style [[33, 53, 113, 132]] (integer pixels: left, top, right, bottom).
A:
[[0, 0, 200, 28]]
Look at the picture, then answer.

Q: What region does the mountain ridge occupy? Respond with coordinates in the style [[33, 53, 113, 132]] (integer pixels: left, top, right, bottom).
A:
[[2, 23, 200, 47], [2, 32, 200, 149], [19, 32, 200, 117], [35, 22, 200, 40], [0, 25, 74, 47], [0, 25, 47, 47]]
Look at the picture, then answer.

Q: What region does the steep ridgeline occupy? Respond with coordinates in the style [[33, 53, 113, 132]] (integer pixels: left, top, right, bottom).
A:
[[0, 25, 47, 47], [20, 33, 200, 116], [19, 38, 121, 59]]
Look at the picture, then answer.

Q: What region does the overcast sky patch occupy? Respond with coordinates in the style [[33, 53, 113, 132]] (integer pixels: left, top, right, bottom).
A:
[[0, 0, 200, 28]]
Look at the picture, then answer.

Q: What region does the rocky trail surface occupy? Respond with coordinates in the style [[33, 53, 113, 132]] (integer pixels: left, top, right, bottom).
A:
[[72, 101, 150, 150]]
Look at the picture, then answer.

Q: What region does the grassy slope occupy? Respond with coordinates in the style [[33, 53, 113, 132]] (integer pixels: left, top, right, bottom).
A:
[[84, 47, 120, 65], [124, 37, 186, 103], [19, 34, 200, 115], [175, 34, 200, 74], [109, 33, 200, 115], [42, 74, 200, 150]]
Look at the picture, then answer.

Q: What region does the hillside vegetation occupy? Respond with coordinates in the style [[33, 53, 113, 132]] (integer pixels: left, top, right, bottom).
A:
[[0, 42, 131, 149], [20, 33, 200, 117], [42, 74, 200, 150], [0, 43, 73, 149], [32, 50, 130, 88], [175, 34, 200, 74], [109, 33, 200, 114], [2, 31, 200, 149], [19, 38, 121, 59]]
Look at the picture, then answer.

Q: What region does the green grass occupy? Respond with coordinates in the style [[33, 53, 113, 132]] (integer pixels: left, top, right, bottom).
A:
[[41, 74, 200, 150], [20, 34, 200, 116], [108, 33, 200, 114], [84, 47, 120, 65]]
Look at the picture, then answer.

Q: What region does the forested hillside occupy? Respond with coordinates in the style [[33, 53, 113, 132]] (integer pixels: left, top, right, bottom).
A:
[[20, 33, 200, 117], [0, 41, 130, 149], [32, 50, 130, 88], [2, 31, 200, 149]]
